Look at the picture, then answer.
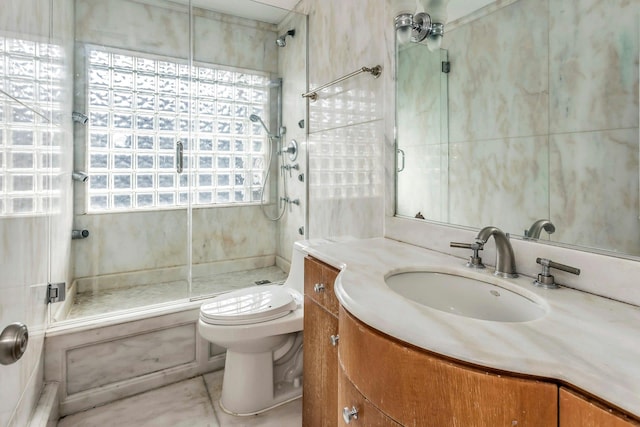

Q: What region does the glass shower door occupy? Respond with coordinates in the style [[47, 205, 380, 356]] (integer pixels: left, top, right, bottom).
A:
[[53, 0, 194, 322]]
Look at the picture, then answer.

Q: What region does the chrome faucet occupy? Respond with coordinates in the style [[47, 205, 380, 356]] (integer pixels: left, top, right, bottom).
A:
[[476, 226, 518, 278], [525, 219, 555, 240]]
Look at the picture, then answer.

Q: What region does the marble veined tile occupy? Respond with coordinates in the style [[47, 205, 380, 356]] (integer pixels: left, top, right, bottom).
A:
[[66, 265, 287, 319], [445, 0, 549, 143], [57, 377, 218, 427], [549, 0, 639, 133], [549, 128, 640, 255]]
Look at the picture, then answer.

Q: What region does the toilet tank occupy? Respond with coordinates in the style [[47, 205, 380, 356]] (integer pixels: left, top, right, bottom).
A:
[[283, 239, 340, 293], [282, 242, 307, 293]]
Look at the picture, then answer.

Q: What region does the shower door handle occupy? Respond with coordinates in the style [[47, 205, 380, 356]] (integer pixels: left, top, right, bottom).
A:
[[176, 141, 184, 174], [397, 148, 405, 172]]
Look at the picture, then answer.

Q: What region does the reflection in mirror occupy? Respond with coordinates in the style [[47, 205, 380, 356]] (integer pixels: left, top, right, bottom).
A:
[[395, 0, 640, 257], [396, 42, 448, 222]]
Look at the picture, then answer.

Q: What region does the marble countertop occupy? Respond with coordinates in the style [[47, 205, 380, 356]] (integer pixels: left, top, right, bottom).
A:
[[299, 237, 640, 417]]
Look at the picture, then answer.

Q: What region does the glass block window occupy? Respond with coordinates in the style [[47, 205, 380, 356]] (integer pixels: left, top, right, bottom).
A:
[[86, 47, 270, 212], [0, 37, 64, 217]]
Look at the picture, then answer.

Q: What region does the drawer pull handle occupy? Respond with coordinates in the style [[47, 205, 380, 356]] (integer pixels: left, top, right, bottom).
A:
[[330, 334, 340, 346], [313, 283, 325, 293], [343, 406, 359, 424]]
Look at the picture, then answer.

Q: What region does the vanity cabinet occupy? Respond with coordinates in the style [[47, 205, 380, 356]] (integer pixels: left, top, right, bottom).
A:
[[338, 307, 558, 426], [303, 257, 340, 427], [559, 388, 640, 427]]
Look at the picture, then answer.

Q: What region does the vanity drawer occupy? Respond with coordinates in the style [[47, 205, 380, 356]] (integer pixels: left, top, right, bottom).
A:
[[559, 388, 640, 427], [339, 307, 558, 427], [304, 256, 339, 316], [338, 367, 401, 426]]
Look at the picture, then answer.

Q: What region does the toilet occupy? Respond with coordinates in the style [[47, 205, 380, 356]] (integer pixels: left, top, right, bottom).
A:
[[198, 243, 307, 416]]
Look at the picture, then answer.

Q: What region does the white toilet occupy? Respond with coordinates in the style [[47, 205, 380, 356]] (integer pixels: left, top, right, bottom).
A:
[[198, 244, 306, 416]]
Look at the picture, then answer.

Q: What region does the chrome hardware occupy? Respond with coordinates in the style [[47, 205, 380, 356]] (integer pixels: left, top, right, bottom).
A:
[[330, 335, 340, 346], [302, 65, 382, 101], [280, 139, 298, 161], [72, 111, 88, 124], [72, 229, 89, 240], [476, 226, 518, 278], [47, 282, 66, 303], [397, 148, 406, 172], [313, 283, 325, 293], [298, 173, 305, 182], [72, 171, 89, 182], [176, 141, 184, 174], [533, 258, 580, 289], [0, 323, 29, 365], [298, 119, 305, 128], [298, 226, 305, 236], [282, 163, 300, 178], [343, 406, 359, 424], [450, 240, 486, 269]]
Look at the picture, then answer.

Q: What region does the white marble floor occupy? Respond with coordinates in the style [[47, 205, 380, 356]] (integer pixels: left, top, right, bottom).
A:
[[57, 370, 302, 427]]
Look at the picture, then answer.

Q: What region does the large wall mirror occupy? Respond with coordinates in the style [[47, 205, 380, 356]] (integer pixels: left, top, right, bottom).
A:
[[395, 0, 640, 257]]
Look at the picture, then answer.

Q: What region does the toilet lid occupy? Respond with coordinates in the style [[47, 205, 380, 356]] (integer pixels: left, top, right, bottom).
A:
[[200, 285, 300, 325]]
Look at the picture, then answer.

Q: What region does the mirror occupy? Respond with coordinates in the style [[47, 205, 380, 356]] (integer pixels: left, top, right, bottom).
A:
[[395, 0, 640, 257]]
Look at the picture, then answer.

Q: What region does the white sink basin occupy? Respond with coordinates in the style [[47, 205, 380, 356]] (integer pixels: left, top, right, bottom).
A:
[[385, 271, 547, 322]]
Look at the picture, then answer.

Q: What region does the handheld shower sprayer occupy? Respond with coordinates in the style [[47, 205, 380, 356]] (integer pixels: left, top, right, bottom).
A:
[[250, 114, 279, 139]]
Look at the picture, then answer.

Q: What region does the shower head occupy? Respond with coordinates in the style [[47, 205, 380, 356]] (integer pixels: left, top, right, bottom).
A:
[[250, 114, 278, 139], [276, 29, 295, 47]]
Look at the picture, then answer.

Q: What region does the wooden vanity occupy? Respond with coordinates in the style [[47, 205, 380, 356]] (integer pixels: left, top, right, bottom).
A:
[[302, 256, 640, 426]]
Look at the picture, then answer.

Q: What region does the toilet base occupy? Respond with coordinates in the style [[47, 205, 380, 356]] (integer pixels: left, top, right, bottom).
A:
[[220, 349, 303, 416]]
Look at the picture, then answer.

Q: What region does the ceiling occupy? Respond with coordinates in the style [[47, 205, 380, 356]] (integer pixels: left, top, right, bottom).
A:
[[188, 0, 300, 24]]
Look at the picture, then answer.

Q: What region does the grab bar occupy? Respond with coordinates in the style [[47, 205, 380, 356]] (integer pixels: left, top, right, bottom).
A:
[[302, 65, 382, 102]]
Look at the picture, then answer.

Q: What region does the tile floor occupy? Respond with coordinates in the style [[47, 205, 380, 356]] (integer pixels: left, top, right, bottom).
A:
[[66, 266, 288, 319], [57, 370, 302, 427]]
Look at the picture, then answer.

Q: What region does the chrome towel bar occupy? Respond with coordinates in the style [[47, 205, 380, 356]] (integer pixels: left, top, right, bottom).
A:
[[302, 65, 382, 101]]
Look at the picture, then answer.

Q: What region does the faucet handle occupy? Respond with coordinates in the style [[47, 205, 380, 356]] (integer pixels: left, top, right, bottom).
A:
[[533, 258, 580, 289], [450, 240, 486, 269]]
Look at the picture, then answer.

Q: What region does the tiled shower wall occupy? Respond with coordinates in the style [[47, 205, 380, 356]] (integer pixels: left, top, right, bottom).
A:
[[0, 0, 74, 425]]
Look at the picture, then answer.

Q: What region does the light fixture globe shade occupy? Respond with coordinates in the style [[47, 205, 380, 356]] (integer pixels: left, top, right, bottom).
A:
[[426, 34, 443, 51], [392, 0, 417, 17]]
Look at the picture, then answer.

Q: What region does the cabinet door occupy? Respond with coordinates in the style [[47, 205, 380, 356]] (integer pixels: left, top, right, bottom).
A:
[[560, 388, 640, 427], [303, 297, 339, 427], [339, 307, 558, 427], [338, 368, 401, 426]]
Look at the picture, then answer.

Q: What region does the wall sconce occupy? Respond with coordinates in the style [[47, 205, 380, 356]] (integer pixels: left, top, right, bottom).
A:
[[393, 0, 446, 50]]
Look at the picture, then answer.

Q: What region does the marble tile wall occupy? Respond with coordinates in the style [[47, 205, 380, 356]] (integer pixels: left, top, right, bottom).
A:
[[296, 0, 388, 240], [71, 0, 282, 284], [0, 0, 74, 426]]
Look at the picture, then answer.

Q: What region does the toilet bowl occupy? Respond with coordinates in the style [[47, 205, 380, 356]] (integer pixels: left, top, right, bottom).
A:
[[198, 242, 308, 416]]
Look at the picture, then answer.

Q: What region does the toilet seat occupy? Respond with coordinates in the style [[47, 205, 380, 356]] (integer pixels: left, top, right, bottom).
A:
[[200, 285, 300, 326]]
